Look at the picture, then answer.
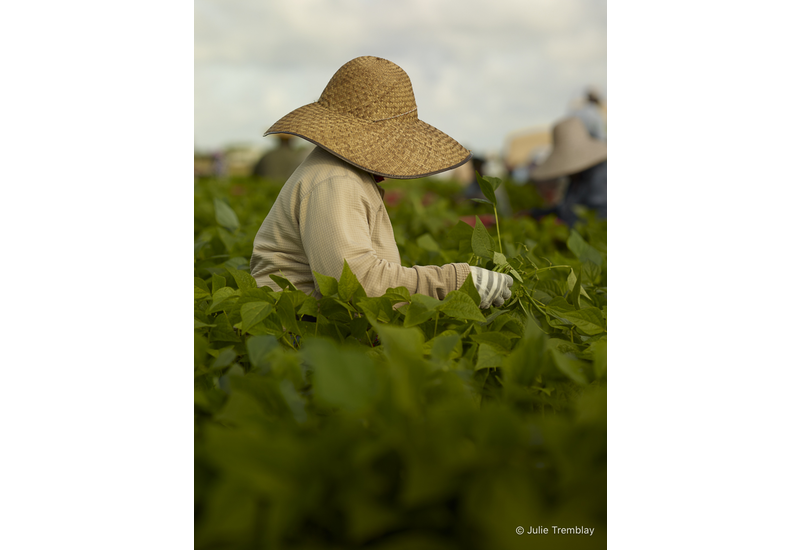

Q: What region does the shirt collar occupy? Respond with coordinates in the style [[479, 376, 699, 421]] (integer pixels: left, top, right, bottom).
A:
[[370, 173, 386, 198]]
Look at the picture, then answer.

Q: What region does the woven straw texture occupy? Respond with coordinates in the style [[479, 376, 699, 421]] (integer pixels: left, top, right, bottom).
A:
[[264, 56, 471, 179], [530, 117, 607, 181]]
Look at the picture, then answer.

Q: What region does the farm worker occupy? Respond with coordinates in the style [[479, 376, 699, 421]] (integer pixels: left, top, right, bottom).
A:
[[569, 87, 606, 141], [526, 116, 607, 227], [250, 56, 512, 309]]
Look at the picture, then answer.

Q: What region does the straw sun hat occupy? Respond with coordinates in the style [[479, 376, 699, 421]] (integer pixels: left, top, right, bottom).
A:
[[264, 56, 471, 179], [530, 117, 607, 182]]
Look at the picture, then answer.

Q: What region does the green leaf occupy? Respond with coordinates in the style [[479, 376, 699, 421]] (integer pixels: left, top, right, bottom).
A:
[[567, 268, 583, 309], [561, 307, 606, 336], [194, 277, 211, 300], [437, 291, 485, 322], [480, 309, 508, 327], [239, 301, 274, 334], [548, 348, 589, 385], [537, 279, 565, 298], [223, 256, 249, 272], [296, 295, 319, 318], [567, 229, 603, 266], [426, 331, 462, 363], [194, 237, 208, 256], [476, 173, 498, 205], [475, 344, 504, 370], [459, 272, 482, 308], [194, 310, 213, 329], [226, 267, 257, 291], [214, 376, 291, 426], [216, 227, 238, 252], [194, 316, 216, 329], [303, 312, 332, 340], [211, 348, 237, 370], [372, 323, 425, 363], [458, 342, 479, 371], [209, 313, 241, 343], [471, 216, 494, 259], [313, 271, 339, 297], [413, 293, 442, 310], [304, 339, 379, 412], [403, 294, 441, 327], [445, 220, 476, 248], [338, 260, 362, 302], [213, 198, 240, 232], [567, 268, 581, 308], [275, 292, 301, 335], [547, 338, 584, 356], [279, 379, 308, 424], [283, 289, 310, 309], [268, 274, 297, 291], [492, 251, 507, 267], [469, 331, 513, 351], [471, 198, 494, 206], [318, 295, 354, 324], [246, 335, 280, 369], [582, 261, 603, 285], [207, 287, 240, 314], [211, 274, 227, 294], [356, 296, 395, 324], [495, 314, 524, 337], [416, 233, 440, 252], [194, 332, 208, 367], [590, 339, 607, 378], [383, 286, 411, 304], [235, 287, 277, 308], [483, 173, 503, 191], [532, 289, 553, 305], [504, 319, 547, 386], [544, 296, 582, 325], [349, 315, 371, 342]]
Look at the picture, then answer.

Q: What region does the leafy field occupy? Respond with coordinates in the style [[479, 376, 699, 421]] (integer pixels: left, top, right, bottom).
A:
[[194, 171, 607, 550]]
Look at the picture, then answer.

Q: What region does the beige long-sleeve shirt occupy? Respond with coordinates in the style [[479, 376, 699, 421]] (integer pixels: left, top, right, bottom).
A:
[[250, 147, 470, 299]]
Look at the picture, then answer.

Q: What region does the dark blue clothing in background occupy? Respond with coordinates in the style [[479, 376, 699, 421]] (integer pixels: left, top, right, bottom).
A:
[[528, 161, 606, 227]]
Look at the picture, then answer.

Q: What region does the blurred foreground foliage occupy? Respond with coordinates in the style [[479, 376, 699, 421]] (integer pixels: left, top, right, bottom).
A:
[[195, 172, 607, 549]]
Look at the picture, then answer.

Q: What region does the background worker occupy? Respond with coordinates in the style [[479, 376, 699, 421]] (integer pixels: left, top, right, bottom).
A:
[[570, 87, 607, 141], [526, 116, 607, 227]]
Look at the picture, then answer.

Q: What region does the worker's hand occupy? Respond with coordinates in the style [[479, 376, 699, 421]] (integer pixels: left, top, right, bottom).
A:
[[469, 266, 513, 309]]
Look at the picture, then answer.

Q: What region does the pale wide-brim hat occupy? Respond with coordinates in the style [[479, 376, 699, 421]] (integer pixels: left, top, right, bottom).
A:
[[264, 56, 471, 179], [530, 117, 607, 181]]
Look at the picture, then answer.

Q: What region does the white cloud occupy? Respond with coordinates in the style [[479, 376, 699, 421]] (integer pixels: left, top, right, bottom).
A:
[[195, 0, 606, 156]]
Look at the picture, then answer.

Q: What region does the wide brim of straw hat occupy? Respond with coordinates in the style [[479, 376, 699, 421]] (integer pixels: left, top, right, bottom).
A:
[[265, 56, 471, 179], [530, 118, 607, 181], [266, 106, 473, 180]]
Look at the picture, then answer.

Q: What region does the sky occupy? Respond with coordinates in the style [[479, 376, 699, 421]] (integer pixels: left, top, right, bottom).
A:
[[195, 0, 606, 158]]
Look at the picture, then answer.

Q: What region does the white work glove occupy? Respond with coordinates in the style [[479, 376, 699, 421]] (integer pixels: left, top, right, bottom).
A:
[[469, 266, 513, 309]]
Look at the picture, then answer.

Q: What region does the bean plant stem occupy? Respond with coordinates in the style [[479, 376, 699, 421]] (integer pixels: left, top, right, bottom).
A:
[[531, 265, 572, 274], [493, 204, 502, 255], [281, 331, 296, 351]]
